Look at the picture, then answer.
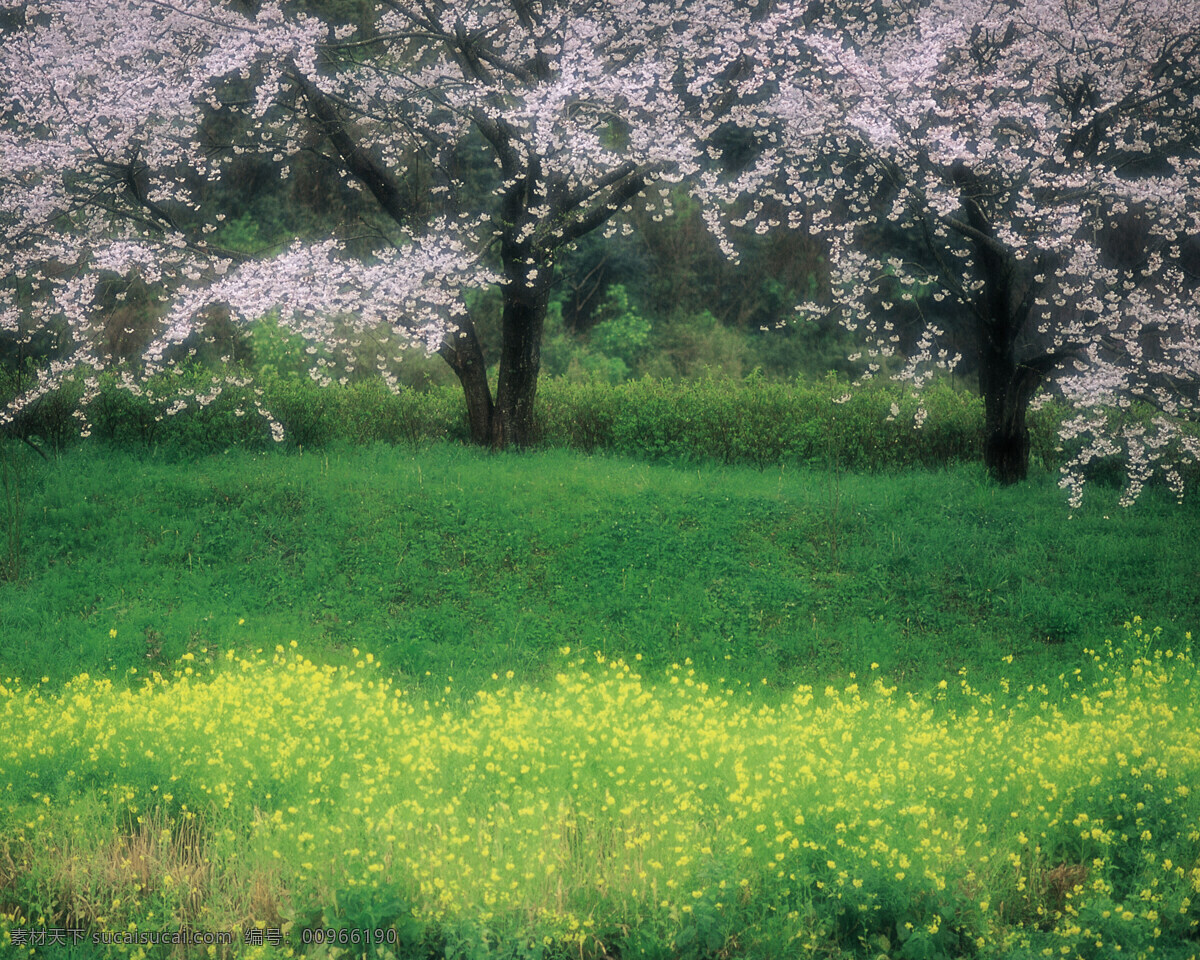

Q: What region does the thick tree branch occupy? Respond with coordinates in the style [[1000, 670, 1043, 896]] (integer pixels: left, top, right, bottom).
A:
[[942, 215, 1010, 262], [554, 161, 640, 216], [1019, 350, 1076, 379], [551, 167, 660, 250], [291, 71, 414, 229], [472, 108, 521, 178]]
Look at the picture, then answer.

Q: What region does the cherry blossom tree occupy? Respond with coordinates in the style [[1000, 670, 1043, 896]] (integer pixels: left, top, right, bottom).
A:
[[0, 0, 776, 448], [5, 0, 1197, 497], [753, 0, 1200, 494]]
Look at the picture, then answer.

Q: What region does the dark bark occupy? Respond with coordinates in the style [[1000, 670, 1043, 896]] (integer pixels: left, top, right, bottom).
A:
[[978, 338, 1039, 484], [293, 72, 415, 228], [492, 269, 550, 449], [974, 253, 1038, 484], [436, 322, 494, 445], [951, 161, 1044, 485]]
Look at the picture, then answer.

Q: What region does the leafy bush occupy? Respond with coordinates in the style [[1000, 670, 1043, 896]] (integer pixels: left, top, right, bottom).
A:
[[589, 284, 652, 368], [640, 309, 752, 380], [249, 312, 320, 380], [339, 378, 470, 446], [536, 373, 988, 471], [260, 376, 341, 449], [0, 366, 84, 452], [6, 364, 1198, 487], [88, 366, 268, 452]]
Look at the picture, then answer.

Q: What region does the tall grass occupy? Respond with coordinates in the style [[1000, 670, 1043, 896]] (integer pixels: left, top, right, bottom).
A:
[[0, 441, 23, 581]]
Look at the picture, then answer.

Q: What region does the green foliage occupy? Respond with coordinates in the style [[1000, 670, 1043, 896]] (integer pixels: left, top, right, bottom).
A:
[[87, 366, 266, 451], [588, 284, 652, 368], [337, 378, 470, 446], [213, 211, 268, 254], [0, 364, 84, 452], [744, 315, 864, 380], [541, 271, 854, 384], [9, 366, 1200, 493], [536, 374, 988, 470], [462, 285, 505, 368], [250, 313, 320, 380], [0, 442, 26, 582], [261, 375, 341, 448], [640, 310, 752, 380], [58, 370, 466, 453], [539, 291, 650, 384], [539, 301, 616, 382]]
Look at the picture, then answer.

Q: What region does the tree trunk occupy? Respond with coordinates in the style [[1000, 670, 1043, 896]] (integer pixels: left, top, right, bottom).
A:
[[438, 322, 494, 445], [492, 273, 550, 448], [956, 164, 1040, 486], [437, 252, 550, 449], [979, 337, 1035, 485]]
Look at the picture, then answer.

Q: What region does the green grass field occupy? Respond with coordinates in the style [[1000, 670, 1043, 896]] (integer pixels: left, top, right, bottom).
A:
[[2, 443, 1198, 690], [1, 444, 1198, 958]]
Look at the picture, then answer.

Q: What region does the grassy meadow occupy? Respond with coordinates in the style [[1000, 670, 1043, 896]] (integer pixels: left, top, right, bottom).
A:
[[0, 442, 1198, 958]]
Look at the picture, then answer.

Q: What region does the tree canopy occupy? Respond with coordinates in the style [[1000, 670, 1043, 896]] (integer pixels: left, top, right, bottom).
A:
[[757, 0, 1200, 497], [1, 0, 778, 446], [1, 0, 1198, 498]]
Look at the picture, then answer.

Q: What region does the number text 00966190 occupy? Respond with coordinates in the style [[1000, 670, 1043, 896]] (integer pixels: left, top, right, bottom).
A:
[[301, 926, 400, 946]]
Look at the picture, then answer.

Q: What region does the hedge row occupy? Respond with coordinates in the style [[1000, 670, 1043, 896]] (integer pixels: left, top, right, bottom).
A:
[[2, 367, 1083, 472], [537, 374, 1058, 469]]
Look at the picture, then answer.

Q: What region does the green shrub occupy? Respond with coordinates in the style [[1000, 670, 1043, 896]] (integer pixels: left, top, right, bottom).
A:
[[0, 366, 84, 452], [87, 367, 269, 452], [640, 309, 751, 380], [536, 373, 994, 472], [589, 284, 652, 368], [248, 312, 320, 380], [531, 377, 618, 453], [260, 376, 341, 449], [340, 379, 468, 445], [5, 361, 1198, 485]]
